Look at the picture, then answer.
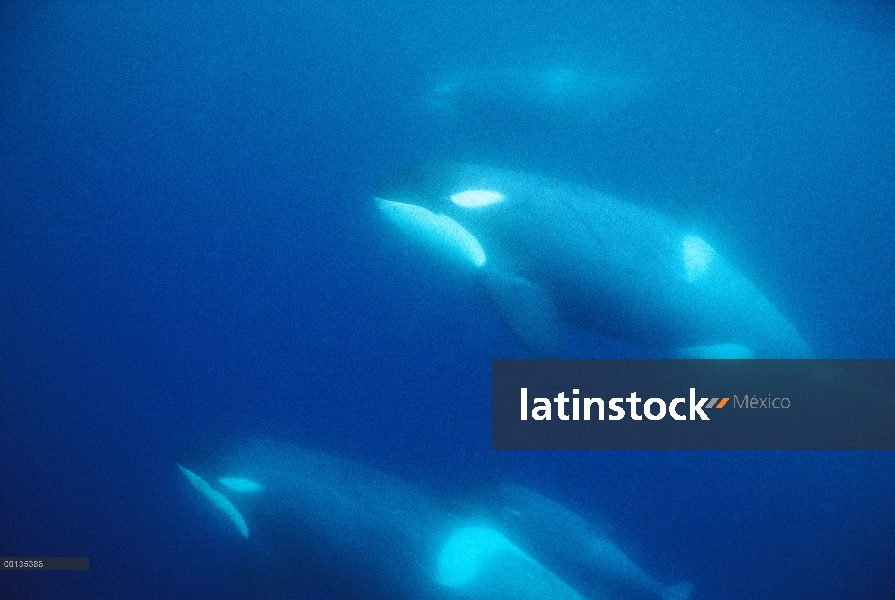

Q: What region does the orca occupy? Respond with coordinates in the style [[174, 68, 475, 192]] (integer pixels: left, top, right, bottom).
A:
[[492, 484, 692, 600], [178, 439, 692, 600], [178, 439, 590, 600], [373, 162, 810, 358], [419, 65, 648, 119]]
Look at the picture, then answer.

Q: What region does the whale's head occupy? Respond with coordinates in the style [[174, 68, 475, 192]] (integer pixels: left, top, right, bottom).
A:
[[372, 163, 510, 270], [178, 464, 261, 538], [372, 163, 508, 213], [178, 440, 275, 539]]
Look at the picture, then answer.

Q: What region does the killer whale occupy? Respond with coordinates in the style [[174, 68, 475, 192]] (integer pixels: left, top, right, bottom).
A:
[[178, 439, 589, 600], [491, 484, 692, 600], [419, 66, 648, 119], [373, 162, 810, 358], [178, 439, 691, 600]]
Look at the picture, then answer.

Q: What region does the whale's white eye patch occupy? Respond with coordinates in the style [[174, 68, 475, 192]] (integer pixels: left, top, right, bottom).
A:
[[450, 189, 505, 208], [219, 477, 264, 493], [681, 235, 715, 282]]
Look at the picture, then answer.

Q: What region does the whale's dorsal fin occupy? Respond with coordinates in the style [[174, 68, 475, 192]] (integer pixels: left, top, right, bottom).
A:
[[482, 270, 564, 356]]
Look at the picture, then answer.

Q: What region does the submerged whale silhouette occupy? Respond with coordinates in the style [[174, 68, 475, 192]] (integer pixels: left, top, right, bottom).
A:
[[374, 163, 810, 358], [178, 439, 691, 600], [419, 66, 648, 119]]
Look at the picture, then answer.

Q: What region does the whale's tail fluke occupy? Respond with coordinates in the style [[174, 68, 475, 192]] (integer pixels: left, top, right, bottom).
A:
[[662, 581, 694, 600]]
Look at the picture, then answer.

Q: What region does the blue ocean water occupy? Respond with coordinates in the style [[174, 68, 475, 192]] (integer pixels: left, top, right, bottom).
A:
[[1, 0, 893, 598]]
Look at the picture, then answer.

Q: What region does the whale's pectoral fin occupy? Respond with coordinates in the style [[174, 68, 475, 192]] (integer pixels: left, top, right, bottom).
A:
[[482, 270, 564, 356]]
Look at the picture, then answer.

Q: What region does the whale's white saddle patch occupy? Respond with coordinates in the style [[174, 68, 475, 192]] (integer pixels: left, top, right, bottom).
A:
[[681, 235, 715, 282]]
